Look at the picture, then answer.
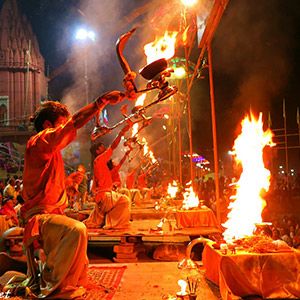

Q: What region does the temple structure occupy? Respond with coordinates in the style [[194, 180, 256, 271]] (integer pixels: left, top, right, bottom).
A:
[[0, 0, 48, 143]]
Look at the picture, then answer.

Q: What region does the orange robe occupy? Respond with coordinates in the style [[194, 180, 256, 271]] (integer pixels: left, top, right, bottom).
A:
[[21, 118, 88, 299]]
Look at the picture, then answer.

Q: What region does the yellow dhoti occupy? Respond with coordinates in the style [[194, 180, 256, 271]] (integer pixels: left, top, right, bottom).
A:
[[84, 191, 130, 229]]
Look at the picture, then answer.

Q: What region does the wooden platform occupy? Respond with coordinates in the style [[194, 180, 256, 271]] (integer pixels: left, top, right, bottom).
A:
[[87, 219, 221, 242]]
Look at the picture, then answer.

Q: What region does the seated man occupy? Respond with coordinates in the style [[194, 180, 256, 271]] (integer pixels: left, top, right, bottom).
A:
[[84, 125, 132, 229]]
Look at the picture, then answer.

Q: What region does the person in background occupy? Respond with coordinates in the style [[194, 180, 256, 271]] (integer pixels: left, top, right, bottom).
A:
[[0, 196, 19, 226], [84, 124, 132, 229], [3, 178, 17, 203], [76, 164, 88, 210]]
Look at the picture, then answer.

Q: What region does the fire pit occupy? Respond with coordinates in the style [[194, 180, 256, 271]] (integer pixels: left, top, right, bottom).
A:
[[200, 114, 300, 299]]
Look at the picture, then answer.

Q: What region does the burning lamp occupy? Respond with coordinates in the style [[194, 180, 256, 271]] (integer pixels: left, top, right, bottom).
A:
[[91, 29, 178, 141], [139, 58, 178, 102]]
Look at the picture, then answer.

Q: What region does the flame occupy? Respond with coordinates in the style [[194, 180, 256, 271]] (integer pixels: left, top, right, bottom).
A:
[[177, 279, 187, 295], [182, 184, 199, 209], [135, 93, 146, 107], [131, 94, 146, 138], [144, 31, 178, 64], [131, 123, 139, 137], [142, 137, 157, 164], [222, 113, 275, 242], [182, 26, 189, 45], [167, 180, 178, 198]]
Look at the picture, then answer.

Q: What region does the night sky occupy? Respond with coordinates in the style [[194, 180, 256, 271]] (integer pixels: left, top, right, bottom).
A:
[[1, 0, 300, 172]]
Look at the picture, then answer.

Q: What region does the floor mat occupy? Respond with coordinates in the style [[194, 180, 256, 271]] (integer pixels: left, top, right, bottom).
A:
[[0, 265, 127, 300], [85, 265, 127, 300]]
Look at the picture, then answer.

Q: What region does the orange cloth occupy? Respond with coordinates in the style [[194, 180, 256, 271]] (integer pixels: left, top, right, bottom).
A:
[[93, 147, 113, 192], [203, 242, 300, 299], [111, 165, 121, 187], [175, 208, 219, 229], [126, 169, 136, 189], [21, 118, 76, 221]]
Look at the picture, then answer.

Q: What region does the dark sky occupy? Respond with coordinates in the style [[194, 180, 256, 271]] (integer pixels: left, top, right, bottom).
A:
[[1, 0, 299, 172]]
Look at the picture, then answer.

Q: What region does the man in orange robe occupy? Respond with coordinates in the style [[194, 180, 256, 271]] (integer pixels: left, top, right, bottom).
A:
[[84, 125, 132, 229]]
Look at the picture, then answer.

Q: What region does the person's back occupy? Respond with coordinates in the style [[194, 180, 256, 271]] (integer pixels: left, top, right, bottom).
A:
[[93, 147, 113, 193]]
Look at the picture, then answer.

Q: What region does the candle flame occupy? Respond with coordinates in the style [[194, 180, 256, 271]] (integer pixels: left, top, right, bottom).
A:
[[177, 279, 187, 295], [222, 113, 275, 242]]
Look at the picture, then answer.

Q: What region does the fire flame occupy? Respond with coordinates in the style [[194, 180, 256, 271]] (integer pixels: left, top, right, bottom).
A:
[[222, 113, 275, 242], [144, 31, 178, 64], [142, 137, 157, 164], [167, 180, 178, 198], [177, 279, 187, 296], [131, 94, 146, 137], [135, 93, 146, 107], [182, 183, 199, 210]]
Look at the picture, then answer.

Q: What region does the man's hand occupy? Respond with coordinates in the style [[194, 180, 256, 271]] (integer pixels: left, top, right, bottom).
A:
[[123, 72, 137, 101]]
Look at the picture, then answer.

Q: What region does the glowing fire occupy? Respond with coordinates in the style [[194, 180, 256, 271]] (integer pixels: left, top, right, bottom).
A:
[[222, 113, 275, 242], [167, 180, 178, 198], [144, 31, 178, 64], [135, 93, 146, 107], [182, 183, 199, 210]]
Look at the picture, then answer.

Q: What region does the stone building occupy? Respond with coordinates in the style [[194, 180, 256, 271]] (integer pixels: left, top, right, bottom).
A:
[[0, 0, 48, 143]]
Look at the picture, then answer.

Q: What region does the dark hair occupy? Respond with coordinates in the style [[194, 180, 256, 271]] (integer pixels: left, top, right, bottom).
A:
[[90, 141, 105, 157], [107, 159, 113, 170], [30, 101, 70, 132]]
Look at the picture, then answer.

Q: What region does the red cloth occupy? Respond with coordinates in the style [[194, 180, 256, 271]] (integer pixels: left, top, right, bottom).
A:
[[21, 118, 76, 221], [137, 173, 146, 189]]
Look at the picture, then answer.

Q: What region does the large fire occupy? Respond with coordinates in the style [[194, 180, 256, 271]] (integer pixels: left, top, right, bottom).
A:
[[144, 31, 178, 64], [222, 113, 275, 242]]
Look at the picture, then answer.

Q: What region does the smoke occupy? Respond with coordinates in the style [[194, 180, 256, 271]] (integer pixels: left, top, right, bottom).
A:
[[212, 0, 295, 151]]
